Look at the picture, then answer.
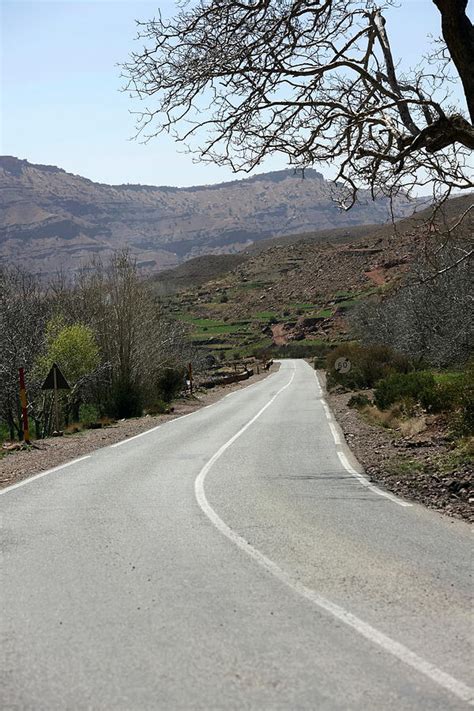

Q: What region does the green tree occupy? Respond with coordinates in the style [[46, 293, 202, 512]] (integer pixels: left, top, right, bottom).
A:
[[35, 320, 101, 430], [40, 319, 100, 384]]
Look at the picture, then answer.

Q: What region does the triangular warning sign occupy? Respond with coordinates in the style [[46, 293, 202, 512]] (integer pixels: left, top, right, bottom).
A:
[[41, 363, 70, 390]]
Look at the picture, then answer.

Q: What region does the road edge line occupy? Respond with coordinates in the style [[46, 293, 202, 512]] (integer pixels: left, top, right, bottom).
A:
[[0, 455, 91, 495], [194, 368, 473, 705], [314, 369, 412, 508]]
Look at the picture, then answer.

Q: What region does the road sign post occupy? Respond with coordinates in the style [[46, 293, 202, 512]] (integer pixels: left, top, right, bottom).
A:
[[18, 367, 30, 444], [53, 365, 59, 433], [188, 362, 193, 396], [41, 363, 70, 434]]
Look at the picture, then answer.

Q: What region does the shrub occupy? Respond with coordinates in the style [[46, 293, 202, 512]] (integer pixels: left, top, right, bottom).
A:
[[347, 393, 371, 409], [108, 378, 143, 418], [451, 392, 474, 436], [79, 404, 99, 425], [374, 368, 474, 436], [144, 399, 168, 415], [447, 371, 474, 436], [155, 367, 185, 403], [374, 372, 435, 410], [419, 383, 457, 413], [327, 343, 411, 390]]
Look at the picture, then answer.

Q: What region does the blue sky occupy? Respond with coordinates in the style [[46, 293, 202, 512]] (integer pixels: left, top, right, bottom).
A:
[[1, 0, 472, 187]]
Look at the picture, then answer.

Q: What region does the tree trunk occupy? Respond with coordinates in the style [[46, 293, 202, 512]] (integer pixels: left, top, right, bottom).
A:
[[433, 0, 474, 123]]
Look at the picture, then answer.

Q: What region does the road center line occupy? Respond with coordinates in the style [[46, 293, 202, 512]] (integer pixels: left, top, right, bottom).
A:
[[0, 455, 91, 495], [195, 367, 472, 705]]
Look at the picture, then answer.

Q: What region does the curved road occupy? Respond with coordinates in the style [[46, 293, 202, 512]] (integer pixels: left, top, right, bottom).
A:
[[1, 359, 472, 709]]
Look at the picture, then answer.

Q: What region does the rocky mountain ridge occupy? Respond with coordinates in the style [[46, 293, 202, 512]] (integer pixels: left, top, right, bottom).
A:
[[1, 156, 414, 275]]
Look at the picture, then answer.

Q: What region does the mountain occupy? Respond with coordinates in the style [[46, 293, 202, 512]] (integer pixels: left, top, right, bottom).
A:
[[0, 156, 415, 276], [156, 194, 473, 352]]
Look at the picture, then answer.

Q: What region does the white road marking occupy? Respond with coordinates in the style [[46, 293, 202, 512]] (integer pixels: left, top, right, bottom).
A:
[[322, 402, 332, 418], [1, 370, 280, 493], [312, 370, 412, 508], [111, 412, 196, 447], [195, 369, 473, 706], [337, 450, 412, 507], [0, 455, 91, 495], [328, 421, 342, 445], [112, 370, 281, 446]]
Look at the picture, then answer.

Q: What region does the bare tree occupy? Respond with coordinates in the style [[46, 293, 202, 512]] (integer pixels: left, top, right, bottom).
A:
[[0, 267, 49, 439], [122, 0, 473, 206], [352, 236, 473, 366]]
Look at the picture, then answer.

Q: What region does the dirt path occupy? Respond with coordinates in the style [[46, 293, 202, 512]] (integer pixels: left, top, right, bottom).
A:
[[0, 365, 279, 490], [271, 323, 288, 346]]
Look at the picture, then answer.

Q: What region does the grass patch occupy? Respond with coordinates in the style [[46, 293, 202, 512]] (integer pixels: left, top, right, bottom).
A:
[[433, 371, 465, 385], [238, 281, 269, 290], [336, 299, 360, 311], [290, 302, 320, 311], [314, 308, 333, 318], [0, 423, 12, 442], [386, 456, 424, 477], [179, 316, 227, 327], [253, 311, 279, 320]]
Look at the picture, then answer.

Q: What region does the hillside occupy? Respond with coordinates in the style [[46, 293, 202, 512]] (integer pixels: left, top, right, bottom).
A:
[[160, 195, 473, 358], [151, 254, 247, 296], [0, 156, 415, 276]]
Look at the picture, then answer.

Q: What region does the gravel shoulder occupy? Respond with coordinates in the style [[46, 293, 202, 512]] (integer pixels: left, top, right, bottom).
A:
[[326, 383, 472, 523], [0, 365, 279, 490]]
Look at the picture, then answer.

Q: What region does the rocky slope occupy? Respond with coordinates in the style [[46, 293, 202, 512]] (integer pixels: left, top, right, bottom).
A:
[[0, 156, 414, 275], [158, 194, 472, 352]]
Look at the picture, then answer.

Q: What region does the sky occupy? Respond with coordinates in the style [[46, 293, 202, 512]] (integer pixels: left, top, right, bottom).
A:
[[1, 0, 472, 187]]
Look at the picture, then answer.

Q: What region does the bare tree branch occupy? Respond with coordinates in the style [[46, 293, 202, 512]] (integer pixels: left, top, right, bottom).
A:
[[122, 0, 474, 203]]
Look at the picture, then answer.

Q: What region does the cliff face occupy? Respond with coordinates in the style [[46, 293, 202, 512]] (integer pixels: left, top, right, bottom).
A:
[[0, 157, 413, 275]]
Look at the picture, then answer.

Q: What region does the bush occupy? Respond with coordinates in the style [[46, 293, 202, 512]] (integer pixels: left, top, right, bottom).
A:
[[374, 368, 474, 436], [347, 393, 371, 409], [419, 383, 457, 413], [79, 404, 99, 425], [144, 399, 168, 415], [451, 389, 474, 436], [327, 343, 411, 390], [108, 378, 143, 419], [155, 367, 185, 403], [374, 372, 435, 410], [272, 342, 330, 360]]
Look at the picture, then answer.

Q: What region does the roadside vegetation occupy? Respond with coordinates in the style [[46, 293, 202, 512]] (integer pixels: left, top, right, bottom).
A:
[[318, 234, 473, 519], [0, 252, 192, 443]]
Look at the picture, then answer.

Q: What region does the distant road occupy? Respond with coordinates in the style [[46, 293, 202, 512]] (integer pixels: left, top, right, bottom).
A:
[[1, 360, 472, 710]]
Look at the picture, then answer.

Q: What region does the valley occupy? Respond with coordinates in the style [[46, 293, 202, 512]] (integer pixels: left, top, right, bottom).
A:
[[156, 195, 472, 362]]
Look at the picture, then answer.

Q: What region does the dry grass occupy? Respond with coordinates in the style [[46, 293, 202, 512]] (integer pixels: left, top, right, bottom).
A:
[[360, 404, 427, 436]]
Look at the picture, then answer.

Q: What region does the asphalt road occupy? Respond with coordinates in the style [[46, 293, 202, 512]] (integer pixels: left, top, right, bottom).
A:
[[1, 359, 472, 710]]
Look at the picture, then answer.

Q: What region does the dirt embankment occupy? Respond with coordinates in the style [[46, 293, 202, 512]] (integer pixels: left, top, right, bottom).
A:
[[0, 365, 279, 490], [327, 388, 472, 523]]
